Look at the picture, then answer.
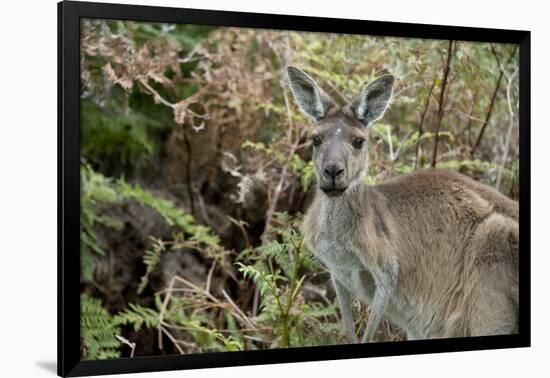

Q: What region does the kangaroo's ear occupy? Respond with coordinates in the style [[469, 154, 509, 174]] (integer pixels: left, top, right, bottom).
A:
[[352, 74, 394, 127], [287, 66, 332, 122]]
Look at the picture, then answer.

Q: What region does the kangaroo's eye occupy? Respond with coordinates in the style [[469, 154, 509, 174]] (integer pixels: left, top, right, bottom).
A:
[[352, 137, 365, 149], [311, 135, 322, 147]]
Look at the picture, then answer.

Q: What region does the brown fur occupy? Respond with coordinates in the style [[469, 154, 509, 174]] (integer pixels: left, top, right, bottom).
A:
[[288, 66, 519, 342], [305, 168, 518, 340]]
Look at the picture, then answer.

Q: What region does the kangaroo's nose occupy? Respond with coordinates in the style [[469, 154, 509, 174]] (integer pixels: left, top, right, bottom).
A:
[[323, 164, 345, 180]]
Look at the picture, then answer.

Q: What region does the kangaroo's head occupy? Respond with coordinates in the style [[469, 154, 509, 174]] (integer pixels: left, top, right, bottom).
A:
[[287, 66, 394, 197]]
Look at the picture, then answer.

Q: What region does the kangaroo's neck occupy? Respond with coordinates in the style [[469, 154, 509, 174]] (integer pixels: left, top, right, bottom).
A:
[[314, 183, 368, 227]]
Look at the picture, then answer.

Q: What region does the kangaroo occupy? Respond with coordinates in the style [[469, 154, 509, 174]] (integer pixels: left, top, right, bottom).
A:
[[287, 66, 519, 343]]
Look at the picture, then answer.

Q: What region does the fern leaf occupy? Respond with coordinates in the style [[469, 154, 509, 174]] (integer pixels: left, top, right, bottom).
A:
[[80, 294, 121, 360], [113, 302, 160, 331]]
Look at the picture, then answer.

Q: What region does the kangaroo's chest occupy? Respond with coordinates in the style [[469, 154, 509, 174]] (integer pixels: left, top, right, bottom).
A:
[[305, 195, 382, 301], [313, 234, 375, 302]]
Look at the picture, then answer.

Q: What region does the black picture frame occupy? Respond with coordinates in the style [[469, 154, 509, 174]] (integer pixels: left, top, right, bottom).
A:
[[58, 1, 531, 376]]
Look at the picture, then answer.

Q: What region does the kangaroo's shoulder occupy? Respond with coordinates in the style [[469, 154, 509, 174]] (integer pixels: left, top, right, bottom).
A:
[[369, 168, 518, 220], [369, 169, 470, 199]]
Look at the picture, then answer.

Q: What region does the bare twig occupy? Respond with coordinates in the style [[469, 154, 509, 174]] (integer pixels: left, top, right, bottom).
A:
[[115, 335, 136, 358], [321, 77, 348, 105], [452, 108, 486, 124], [415, 79, 436, 169], [195, 190, 215, 229], [158, 274, 257, 342], [172, 276, 220, 303], [226, 215, 251, 249], [221, 289, 257, 330], [138, 79, 174, 108], [243, 335, 271, 344], [159, 325, 185, 354], [157, 275, 176, 350], [431, 40, 454, 167], [386, 124, 394, 162], [471, 45, 518, 157], [496, 67, 519, 190], [205, 261, 216, 294], [388, 131, 412, 176], [465, 90, 479, 148]]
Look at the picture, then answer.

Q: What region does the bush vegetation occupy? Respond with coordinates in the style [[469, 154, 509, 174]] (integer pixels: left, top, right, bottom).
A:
[[79, 19, 519, 359]]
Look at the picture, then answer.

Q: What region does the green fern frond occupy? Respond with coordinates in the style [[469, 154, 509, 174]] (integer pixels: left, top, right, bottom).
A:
[[137, 239, 166, 294], [119, 180, 227, 265], [80, 164, 123, 282], [113, 302, 160, 331], [80, 164, 228, 283], [261, 241, 294, 278], [235, 261, 285, 297], [81, 294, 121, 360], [119, 181, 195, 230]]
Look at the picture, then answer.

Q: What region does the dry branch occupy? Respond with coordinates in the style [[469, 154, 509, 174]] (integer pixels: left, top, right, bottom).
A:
[[415, 79, 436, 169], [496, 66, 519, 190], [471, 45, 518, 157], [431, 40, 454, 167]]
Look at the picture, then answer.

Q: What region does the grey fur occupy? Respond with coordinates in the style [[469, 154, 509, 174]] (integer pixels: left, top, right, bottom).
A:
[[287, 66, 332, 121], [353, 74, 395, 127], [288, 67, 519, 343]]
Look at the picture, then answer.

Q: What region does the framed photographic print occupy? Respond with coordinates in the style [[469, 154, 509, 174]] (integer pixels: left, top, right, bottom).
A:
[[58, 0, 530, 376]]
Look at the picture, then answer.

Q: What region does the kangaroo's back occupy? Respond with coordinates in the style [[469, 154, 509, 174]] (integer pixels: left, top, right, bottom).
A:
[[369, 169, 519, 337], [370, 168, 518, 249]]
